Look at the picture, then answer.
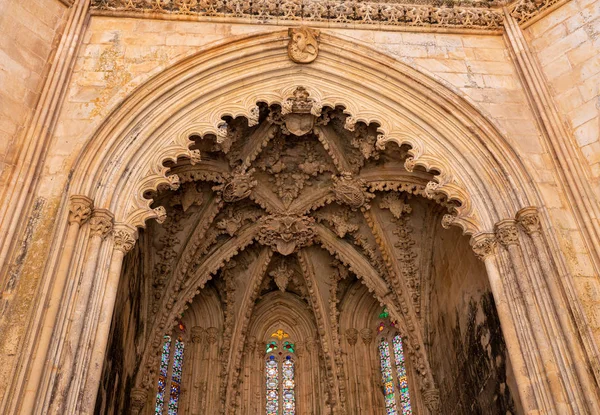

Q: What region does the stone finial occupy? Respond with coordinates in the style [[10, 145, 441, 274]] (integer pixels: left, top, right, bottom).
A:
[[89, 208, 114, 239], [288, 27, 320, 64], [470, 232, 496, 261], [495, 219, 520, 247], [68, 195, 93, 225], [113, 224, 137, 253], [516, 206, 541, 235], [130, 387, 148, 414]]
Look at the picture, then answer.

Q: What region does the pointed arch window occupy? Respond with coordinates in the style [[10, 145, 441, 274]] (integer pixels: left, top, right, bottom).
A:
[[265, 329, 296, 415], [155, 322, 187, 415], [377, 307, 412, 415]]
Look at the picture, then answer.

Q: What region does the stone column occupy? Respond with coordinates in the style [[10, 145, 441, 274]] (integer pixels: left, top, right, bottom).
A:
[[470, 232, 538, 413], [205, 327, 220, 414], [496, 220, 568, 412], [21, 195, 93, 413], [517, 207, 600, 411], [190, 326, 205, 415], [359, 328, 377, 412], [81, 223, 137, 413], [345, 328, 359, 413], [49, 208, 114, 414]]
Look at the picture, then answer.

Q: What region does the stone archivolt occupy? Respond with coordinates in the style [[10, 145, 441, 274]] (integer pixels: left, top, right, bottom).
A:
[[130, 88, 464, 413], [90, 0, 566, 31]]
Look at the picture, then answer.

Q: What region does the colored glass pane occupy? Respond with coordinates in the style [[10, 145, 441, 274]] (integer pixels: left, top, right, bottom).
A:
[[282, 357, 295, 415], [393, 335, 412, 414], [168, 337, 185, 415], [155, 335, 171, 414], [282, 341, 295, 353], [266, 341, 278, 353], [266, 357, 279, 415], [379, 306, 390, 319], [379, 339, 398, 415], [271, 329, 290, 340]]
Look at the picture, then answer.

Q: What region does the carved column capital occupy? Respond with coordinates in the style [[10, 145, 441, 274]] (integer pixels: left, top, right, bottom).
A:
[[130, 387, 148, 414], [516, 206, 541, 235], [191, 326, 205, 344], [359, 328, 373, 345], [495, 219, 520, 247], [113, 224, 137, 253], [206, 327, 219, 344], [470, 232, 497, 261], [345, 328, 358, 346], [89, 208, 114, 239], [422, 388, 441, 412], [68, 195, 93, 225]]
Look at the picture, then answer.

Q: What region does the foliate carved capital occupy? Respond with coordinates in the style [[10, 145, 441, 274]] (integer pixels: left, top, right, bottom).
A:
[[113, 224, 137, 253], [360, 328, 373, 345], [89, 209, 114, 239], [206, 327, 219, 344], [256, 214, 316, 256], [423, 388, 441, 412], [191, 326, 205, 344], [495, 219, 520, 247], [130, 387, 148, 413], [68, 195, 93, 225], [516, 207, 541, 235], [346, 328, 359, 346], [470, 232, 496, 261]]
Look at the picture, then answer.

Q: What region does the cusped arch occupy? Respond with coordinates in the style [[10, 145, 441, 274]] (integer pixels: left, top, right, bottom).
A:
[[69, 30, 539, 236]]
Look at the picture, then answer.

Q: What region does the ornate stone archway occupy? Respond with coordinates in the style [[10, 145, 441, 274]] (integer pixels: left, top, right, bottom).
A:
[[11, 30, 599, 415]]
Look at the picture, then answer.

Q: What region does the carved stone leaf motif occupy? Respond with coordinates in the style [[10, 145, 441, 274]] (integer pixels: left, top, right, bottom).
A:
[[288, 27, 320, 64], [332, 172, 374, 211], [379, 192, 412, 219], [214, 168, 257, 203], [256, 214, 316, 255], [269, 261, 295, 292], [180, 182, 204, 212]]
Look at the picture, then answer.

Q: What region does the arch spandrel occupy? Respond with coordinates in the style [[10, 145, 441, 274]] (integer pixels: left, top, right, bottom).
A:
[[69, 30, 540, 236]]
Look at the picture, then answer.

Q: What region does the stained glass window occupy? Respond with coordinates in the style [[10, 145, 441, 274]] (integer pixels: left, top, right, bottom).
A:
[[168, 337, 185, 415], [266, 356, 279, 415], [393, 335, 412, 415], [155, 335, 171, 414], [379, 339, 399, 415], [265, 329, 295, 415], [377, 307, 412, 414], [155, 330, 186, 415]]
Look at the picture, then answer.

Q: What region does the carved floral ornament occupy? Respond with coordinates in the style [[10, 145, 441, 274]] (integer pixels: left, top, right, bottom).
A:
[[90, 0, 567, 31]]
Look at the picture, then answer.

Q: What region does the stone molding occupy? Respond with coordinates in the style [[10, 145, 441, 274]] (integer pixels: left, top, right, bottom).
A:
[[90, 0, 570, 32]]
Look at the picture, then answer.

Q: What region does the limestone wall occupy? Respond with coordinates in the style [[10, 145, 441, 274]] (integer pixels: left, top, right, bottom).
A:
[[526, 0, 600, 193], [0, 0, 67, 194]]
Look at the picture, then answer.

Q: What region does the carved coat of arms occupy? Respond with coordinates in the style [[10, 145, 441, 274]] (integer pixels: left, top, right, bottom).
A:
[[288, 27, 320, 64]]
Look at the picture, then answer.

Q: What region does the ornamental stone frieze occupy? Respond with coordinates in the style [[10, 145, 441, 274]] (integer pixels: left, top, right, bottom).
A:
[[90, 0, 569, 31]]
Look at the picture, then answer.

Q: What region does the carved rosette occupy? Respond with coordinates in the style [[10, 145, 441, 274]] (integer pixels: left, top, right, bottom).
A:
[[89, 209, 114, 239], [288, 26, 320, 64], [470, 232, 496, 261], [256, 214, 316, 255], [113, 224, 137, 253], [68, 195, 93, 225], [516, 206, 541, 235], [332, 173, 374, 211], [214, 169, 257, 203], [495, 219, 520, 247], [441, 214, 456, 229]]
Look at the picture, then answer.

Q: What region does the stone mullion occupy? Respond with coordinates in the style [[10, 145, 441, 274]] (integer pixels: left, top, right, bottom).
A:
[[81, 223, 138, 414], [343, 330, 358, 413], [48, 208, 114, 414], [517, 208, 600, 411]]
